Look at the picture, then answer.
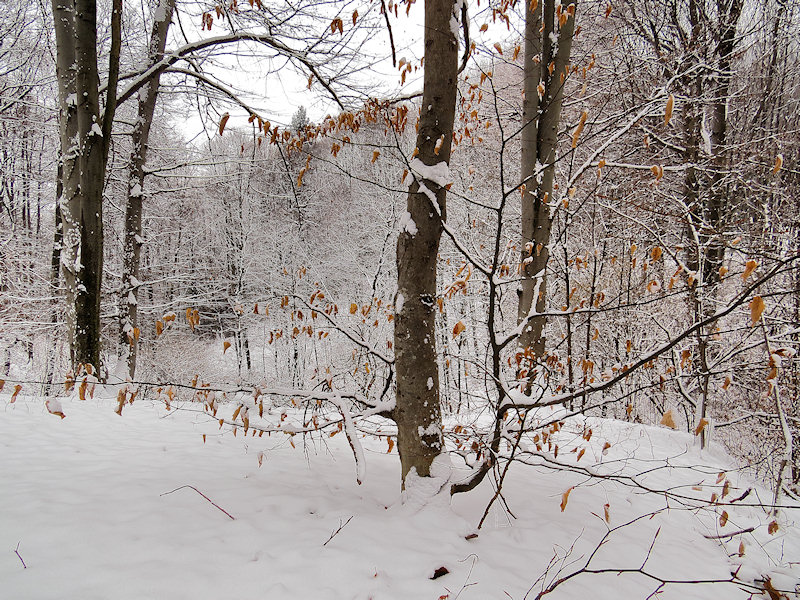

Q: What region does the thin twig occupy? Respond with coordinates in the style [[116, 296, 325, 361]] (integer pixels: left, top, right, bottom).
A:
[[160, 485, 235, 520], [702, 526, 756, 540], [14, 541, 27, 569], [379, 0, 396, 67], [323, 515, 354, 546]]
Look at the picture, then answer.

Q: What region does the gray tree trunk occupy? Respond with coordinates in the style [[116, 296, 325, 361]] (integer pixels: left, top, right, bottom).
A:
[[517, 0, 577, 363], [118, 0, 175, 379], [393, 0, 459, 486]]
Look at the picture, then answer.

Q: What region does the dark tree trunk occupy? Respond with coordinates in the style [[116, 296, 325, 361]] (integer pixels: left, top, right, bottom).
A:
[[52, 0, 121, 375]]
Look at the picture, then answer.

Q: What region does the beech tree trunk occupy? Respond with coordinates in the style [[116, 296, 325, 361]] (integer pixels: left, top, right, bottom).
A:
[[52, 0, 120, 374], [517, 0, 577, 363], [118, 0, 175, 379], [393, 0, 459, 486]]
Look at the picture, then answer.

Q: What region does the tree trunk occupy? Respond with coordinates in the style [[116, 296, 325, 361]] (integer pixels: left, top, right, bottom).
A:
[[118, 0, 175, 379], [703, 0, 742, 288], [52, 0, 121, 375], [393, 0, 459, 486], [517, 0, 577, 364]]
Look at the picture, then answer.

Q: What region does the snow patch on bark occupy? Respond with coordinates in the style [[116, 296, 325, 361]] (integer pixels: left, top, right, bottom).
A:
[[397, 211, 418, 235], [410, 158, 452, 187]]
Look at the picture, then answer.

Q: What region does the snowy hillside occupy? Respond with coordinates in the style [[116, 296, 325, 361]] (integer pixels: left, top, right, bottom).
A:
[[1, 393, 798, 600]]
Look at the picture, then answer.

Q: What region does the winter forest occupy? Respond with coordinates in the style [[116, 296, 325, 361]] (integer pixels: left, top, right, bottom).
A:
[[1, 0, 800, 597]]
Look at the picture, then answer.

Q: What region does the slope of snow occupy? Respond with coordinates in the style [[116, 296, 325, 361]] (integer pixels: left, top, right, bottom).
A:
[[1, 393, 798, 599]]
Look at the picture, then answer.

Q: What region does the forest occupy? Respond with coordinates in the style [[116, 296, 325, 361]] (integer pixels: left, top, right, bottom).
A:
[[1, 0, 799, 597]]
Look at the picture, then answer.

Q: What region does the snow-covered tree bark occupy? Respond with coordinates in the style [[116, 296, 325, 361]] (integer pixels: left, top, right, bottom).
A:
[[393, 0, 460, 486], [52, 0, 121, 373], [118, 0, 175, 379], [517, 0, 577, 363]]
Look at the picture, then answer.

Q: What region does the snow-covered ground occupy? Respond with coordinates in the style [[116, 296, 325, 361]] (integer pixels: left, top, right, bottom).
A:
[[2, 391, 798, 599]]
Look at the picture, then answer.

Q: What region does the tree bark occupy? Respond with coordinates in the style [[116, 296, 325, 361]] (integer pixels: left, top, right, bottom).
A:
[[118, 0, 175, 379], [393, 0, 459, 486], [517, 0, 577, 363], [703, 0, 742, 288], [52, 0, 121, 374]]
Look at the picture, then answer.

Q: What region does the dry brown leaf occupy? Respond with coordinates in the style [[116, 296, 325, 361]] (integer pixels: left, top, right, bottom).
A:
[[694, 418, 709, 436], [453, 320, 466, 338], [749, 296, 765, 326], [218, 113, 230, 136], [742, 260, 758, 281], [660, 410, 677, 429], [664, 94, 674, 125], [772, 154, 783, 175], [560, 487, 574, 512], [45, 399, 66, 419], [572, 111, 588, 148]]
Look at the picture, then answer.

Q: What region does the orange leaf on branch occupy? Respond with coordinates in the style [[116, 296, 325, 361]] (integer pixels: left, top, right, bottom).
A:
[[749, 296, 765, 326], [452, 321, 466, 338], [218, 113, 230, 136]]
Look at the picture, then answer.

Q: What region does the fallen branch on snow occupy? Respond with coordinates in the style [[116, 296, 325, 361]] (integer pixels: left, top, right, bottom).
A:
[[160, 485, 235, 520]]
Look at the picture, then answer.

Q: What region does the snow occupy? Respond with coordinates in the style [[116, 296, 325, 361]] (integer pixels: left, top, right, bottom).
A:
[[1, 395, 798, 600], [395, 292, 404, 314], [427, 377, 434, 390], [397, 211, 418, 236], [449, 0, 464, 38], [90, 123, 103, 137], [417, 422, 441, 438], [410, 158, 452, 188], [153, 0, 170, 22]]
